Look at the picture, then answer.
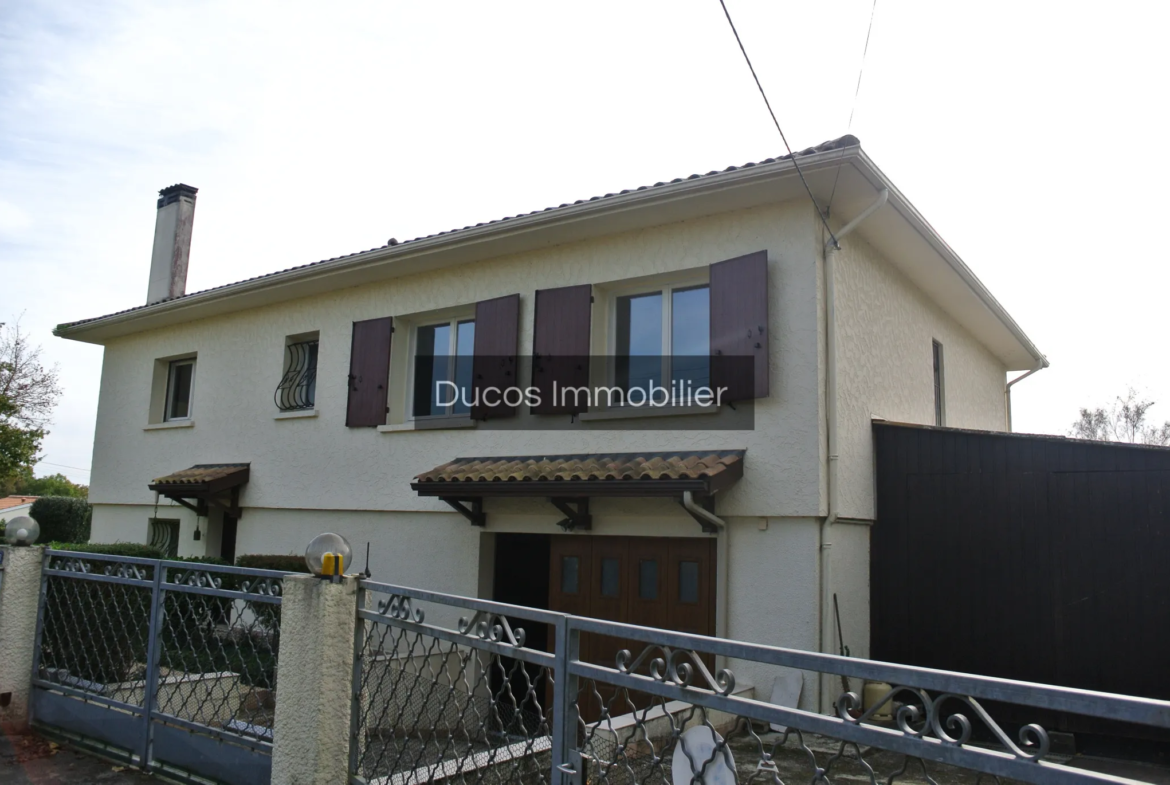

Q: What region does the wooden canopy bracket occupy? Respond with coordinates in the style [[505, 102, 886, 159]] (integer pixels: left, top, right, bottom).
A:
[[440, 497, 486, 527], [159, 486, 242, 518], [550, 498, 592, 531], [680, 494, 719, 533]]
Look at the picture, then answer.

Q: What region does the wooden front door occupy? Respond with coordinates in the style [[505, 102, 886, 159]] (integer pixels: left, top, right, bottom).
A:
[[548, 536, 716, 720]]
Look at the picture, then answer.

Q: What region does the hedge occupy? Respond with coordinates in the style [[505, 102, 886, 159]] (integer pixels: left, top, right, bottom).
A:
[[236, 554, 311, 573], [30, 497, 93, 543], [50, 541, 165, 559]]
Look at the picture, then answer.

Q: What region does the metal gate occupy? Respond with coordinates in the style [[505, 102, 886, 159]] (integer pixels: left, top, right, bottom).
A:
[[29, 548, 287, 785]]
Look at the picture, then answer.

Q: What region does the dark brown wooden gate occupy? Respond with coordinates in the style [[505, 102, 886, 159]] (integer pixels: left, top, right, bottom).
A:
[[872, 421, 1170, 740]]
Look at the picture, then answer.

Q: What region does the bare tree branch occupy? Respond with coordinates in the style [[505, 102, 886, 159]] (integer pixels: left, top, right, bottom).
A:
[[1069, 387, 1170, 446], [0, 315, 62, 429]]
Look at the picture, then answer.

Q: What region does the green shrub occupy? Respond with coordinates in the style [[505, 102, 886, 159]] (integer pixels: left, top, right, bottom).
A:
[[31, 497, 93, 543], [50, 541, 165, 559], [235, 554, 311, 573]]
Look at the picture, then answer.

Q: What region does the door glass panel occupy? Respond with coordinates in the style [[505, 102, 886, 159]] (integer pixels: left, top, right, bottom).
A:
[[638, 559, 658, 599], [600, 558, 620, 597], [678, 561, 700, 604], [561, 556, 579, 594]]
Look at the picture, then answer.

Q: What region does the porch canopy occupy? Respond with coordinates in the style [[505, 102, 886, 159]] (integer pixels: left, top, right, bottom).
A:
[[148, 463, 250, 518], [411, 451, 744, 531]]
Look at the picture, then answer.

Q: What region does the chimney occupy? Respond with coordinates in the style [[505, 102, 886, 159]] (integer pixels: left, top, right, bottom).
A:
[[147, 183, 198, 304]]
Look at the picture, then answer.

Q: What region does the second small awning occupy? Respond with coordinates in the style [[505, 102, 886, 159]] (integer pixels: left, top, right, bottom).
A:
[[412, 451, 744, 530], [148, 463, 250, 518]]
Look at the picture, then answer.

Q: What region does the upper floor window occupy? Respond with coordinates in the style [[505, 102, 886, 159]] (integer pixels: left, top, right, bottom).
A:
[[165, 359, 195, 421], [613, 283, 710, 401], [275, 334, 319, 411], [411, 318, 475, 418], [932, 339, 945, 426]]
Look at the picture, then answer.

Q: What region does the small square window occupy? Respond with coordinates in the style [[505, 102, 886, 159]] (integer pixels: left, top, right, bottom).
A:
[[165, 359, 195, 421], [412, 319, 475, 418], [276, 336, 319, 411]]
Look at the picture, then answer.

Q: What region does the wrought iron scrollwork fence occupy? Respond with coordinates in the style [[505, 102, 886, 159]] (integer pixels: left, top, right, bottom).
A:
[[350, 579, 1170, 785]]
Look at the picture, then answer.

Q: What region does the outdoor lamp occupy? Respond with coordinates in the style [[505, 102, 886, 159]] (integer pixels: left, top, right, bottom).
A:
[[4, 515, 40, 547], [305, 532, 352, 580]]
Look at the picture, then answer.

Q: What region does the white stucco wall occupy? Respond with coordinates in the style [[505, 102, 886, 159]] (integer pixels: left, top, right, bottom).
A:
[[833, 232, 1008, 520], [88, 201, 822, 525]]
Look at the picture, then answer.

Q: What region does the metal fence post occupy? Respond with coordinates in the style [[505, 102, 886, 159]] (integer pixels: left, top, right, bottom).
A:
[[550, 616, 580, 785], [140, 563, 167, 769], [348, 582, 366, 780]]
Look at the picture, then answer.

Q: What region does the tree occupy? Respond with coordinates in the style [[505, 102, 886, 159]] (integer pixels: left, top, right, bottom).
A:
[[1070, 388, 1170, 446], [0, 318, 62, 492], [11, 471, 88, 498]]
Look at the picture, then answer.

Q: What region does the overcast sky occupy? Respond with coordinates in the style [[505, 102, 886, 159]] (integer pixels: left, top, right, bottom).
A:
[[2, 0, 1168, 486]]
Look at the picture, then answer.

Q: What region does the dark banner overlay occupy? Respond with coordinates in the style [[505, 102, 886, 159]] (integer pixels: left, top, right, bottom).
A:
[[407, 355, 756, 430]]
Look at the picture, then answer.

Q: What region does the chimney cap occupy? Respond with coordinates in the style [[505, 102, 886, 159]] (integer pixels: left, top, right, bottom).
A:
[[157, 183, 198, 209]]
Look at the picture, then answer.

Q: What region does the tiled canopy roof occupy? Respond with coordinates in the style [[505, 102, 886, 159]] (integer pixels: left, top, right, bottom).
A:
[[413, 451, 745, 498], [58, 136, 859, 330], [149, 464, 250, 490]]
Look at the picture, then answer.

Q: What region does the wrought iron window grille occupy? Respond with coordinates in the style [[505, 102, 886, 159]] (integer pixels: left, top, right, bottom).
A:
[[275, 340, 318, 411]]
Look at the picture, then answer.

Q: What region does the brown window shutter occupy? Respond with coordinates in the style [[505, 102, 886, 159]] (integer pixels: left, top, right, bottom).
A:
[[470, 293, 520, 420], [346, 316, 393, 427], [531, 284, 592, 415], [710, 250, 769, 402]]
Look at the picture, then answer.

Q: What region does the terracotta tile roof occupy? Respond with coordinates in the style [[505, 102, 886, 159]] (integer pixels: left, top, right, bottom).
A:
[[415, 451, 744, 485], [149, 464, 250, 487], [58, 137, 859, 330], [0, 496, 38, 512]]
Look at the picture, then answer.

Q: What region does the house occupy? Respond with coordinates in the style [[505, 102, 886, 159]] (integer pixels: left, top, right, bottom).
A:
[[54, 136, 1046, 712], [0, 496, 38, 526]]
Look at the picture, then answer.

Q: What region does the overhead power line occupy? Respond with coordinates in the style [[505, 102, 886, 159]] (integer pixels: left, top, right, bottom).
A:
[[829, 0, 880, 214], [36, 460, 91, 474], [716, 0, 839, 248]]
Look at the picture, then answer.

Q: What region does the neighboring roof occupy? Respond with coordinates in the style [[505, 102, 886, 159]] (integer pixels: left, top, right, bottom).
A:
[[149, 464, 251, 493], [0, 496, 38, 512], [54, 136, 1045, 370], [412, 451, 745, 498]]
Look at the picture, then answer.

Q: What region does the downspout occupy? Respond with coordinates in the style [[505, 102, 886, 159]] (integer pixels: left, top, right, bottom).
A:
[[1004, 359, 1049, 431], [683, 490, 728, 672], [820, 188, 888, 713]]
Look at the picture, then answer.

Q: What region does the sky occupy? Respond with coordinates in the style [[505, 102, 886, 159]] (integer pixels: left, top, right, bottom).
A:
[[1, 0, 1168, 486]]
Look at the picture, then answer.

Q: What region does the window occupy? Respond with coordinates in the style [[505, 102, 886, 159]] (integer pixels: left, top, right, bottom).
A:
[[932, 339, 945, 427], [148, 519, 180, 558], [613, 284, 709, 403], [275, 336, 319, 411], [678, 560, 699, 604], [165, 359, 195, 421], [411, 318, 475, 418], [600, 557, 620, 597]]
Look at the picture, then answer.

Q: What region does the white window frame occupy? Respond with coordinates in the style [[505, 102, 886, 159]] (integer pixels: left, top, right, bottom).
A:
[[408, 316, 476, 420], [607, 278, 710, 403], [164, 358, 196, 422]]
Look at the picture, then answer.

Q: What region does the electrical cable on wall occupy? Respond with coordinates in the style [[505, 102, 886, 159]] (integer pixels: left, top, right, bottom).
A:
[[716, 0, 839, 248]]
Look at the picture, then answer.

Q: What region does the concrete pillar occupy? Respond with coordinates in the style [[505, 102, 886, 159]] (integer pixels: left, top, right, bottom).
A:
[[270, 574, 359, 785], [0, 545, 44, 732]]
